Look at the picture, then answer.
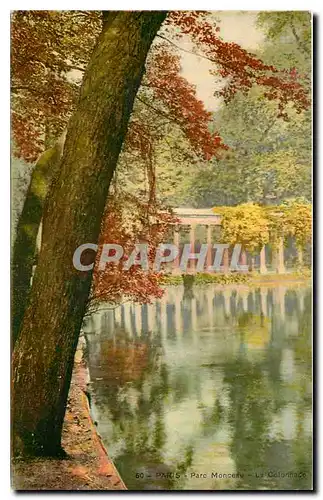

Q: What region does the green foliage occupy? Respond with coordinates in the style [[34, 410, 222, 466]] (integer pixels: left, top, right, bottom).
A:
[[186, 82, 311, 207], [193, 273, 251, 285], [161, 272, 251, 286], [173, 13, 312, 210], [107, 13, 311, 213], [282, 200, 312, 248], [294, 267, 312, 279], [257, 11, 311, 60], [253, 150, 311, 202], [265, 200, 312, 249], [182, 99, 311, 208]]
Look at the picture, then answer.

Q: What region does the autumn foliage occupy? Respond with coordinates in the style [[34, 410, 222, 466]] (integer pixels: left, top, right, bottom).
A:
[[91, 195, 178, 309], [214, 201, 312, 253], [145, 46, 226, 160], [167, 11, 310, 115], [11, 10, 310, 163], [11, 11, 311, 306], [11, 10, 100, 160]]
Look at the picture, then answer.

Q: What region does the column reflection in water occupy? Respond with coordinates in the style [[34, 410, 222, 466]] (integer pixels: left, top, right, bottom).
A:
[[174, 289, 183, 338], [206, 287, 214, 328], [115, 305, 122, 327], [123, 302, 133, 338], [134, 303, 142, 337], [85, 283, 312, 491], [223, 289, 231, 317]]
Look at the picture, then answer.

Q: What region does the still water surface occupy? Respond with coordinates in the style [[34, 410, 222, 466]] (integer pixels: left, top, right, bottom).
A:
[[84, 283, 312, 490]]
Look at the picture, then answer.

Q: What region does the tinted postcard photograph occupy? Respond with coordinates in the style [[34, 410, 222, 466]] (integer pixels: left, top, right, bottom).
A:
[[11, 10, 312, 491]]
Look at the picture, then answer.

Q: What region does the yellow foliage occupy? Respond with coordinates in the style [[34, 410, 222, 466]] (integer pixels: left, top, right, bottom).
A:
[[213, 202, 312, 250]]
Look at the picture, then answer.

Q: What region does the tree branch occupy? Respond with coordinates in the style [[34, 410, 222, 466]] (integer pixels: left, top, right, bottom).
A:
[[290, 21, 310, 56], [135, 96, 182, 127], [259, 117, 277, 142], [156, 34, 217, 64]]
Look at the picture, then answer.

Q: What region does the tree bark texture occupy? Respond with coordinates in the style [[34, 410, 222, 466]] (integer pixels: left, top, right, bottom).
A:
[[12, 135, 65, 346], [12, 11, 167, 457]]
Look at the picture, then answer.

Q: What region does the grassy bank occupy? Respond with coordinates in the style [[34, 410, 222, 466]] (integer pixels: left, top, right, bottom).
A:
[[11, 340, 126, 491], [160, 269, 311, 287]]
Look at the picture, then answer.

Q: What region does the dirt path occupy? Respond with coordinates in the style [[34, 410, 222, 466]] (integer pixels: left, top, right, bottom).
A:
[[12, 342, 126, 491]]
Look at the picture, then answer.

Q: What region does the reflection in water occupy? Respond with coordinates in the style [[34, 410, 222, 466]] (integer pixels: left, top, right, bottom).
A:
[[84, 284, 312, 490]]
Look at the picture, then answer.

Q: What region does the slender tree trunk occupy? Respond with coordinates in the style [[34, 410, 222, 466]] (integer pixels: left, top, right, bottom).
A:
[[12, 11, 167, 457], [12, 135, 65, 346]]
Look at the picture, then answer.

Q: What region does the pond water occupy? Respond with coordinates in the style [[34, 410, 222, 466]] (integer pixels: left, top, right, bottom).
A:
[[84, 283, 312, 491]]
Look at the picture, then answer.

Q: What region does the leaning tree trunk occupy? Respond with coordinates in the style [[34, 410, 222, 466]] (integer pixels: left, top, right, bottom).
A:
[[12, 134, 65, 346], [12, 11, 167, 457]]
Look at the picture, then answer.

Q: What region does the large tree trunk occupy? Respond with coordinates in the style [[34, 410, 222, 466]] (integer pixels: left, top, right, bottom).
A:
[[12, 11, 166, 457], [12, 135, 65, 346]]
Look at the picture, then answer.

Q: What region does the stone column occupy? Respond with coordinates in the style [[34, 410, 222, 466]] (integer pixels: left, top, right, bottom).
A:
[[189, 224, 196, 273], [275, 237, 286, 274], [222, 247, 229, 273], [173, 225, 180, 275], [240, 249, 247, 270], [206, 224, 213, 272], [260, 245, 267, 274]]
